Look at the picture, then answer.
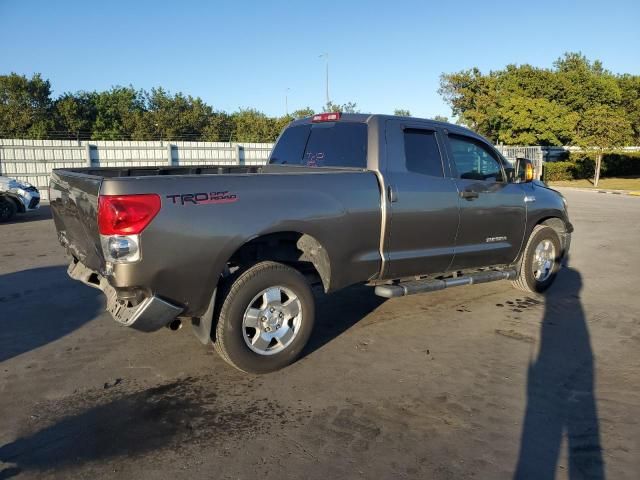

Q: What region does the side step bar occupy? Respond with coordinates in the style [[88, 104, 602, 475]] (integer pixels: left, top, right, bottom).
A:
[[374, 269, 517, 298]]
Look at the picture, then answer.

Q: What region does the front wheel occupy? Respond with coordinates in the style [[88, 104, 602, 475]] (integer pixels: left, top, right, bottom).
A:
[[0, 197, 17, 223], [214, 261, 315, 374], [512, 225, 562, 293]]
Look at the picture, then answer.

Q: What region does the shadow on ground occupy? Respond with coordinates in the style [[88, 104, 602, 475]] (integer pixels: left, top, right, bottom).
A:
[[302, 283, 386, 357], [0, 376, 287, 479], [0, 265, 102, 362], [514, 267, 605, 479]]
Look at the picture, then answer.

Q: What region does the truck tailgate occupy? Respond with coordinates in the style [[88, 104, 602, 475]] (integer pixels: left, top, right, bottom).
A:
[[49, 171, 104, 272]]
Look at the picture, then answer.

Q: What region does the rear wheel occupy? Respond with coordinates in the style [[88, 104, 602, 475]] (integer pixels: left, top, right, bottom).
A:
[[214, 261, 315, 374], [0, 197, 17, 223], [513, 225, 562, 293]]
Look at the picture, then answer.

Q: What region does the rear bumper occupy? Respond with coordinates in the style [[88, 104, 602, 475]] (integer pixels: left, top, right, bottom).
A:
[[68, 261, 183, 332]]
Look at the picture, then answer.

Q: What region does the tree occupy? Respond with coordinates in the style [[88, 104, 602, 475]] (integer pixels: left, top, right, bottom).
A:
[[394, 109, 411, 116], [575, 105, 633, 186], [91, 86, 145, 140], [431, 115, 449, 123], [324, 101, 359, 113], [0, 73, 54, 138], [438, 53, 638, 146], [496, 97, 578, 146], [142, 88, 213, 140], [53, 92, 97, 138], [232, 108, 276, 142], [291, 107, 315, 119]]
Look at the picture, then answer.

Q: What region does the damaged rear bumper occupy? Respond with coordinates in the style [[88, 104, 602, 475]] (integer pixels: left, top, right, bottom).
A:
[[68, 261, 183, 332]]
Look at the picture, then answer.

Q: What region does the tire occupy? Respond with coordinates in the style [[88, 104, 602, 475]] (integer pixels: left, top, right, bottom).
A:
[[214, 261, 315, 374], [512, 225, 562, 293], [0, 197, 17, 223]]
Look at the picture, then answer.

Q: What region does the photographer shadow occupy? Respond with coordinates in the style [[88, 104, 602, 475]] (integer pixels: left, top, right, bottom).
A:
[[514, 267, 605, 479]]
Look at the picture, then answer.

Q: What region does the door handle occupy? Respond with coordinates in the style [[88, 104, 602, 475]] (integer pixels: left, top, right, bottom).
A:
[[460, 190, 479, 200], [387, 185, 398, 203]]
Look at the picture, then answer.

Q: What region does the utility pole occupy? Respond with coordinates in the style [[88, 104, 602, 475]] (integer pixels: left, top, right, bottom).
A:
[[319, 53, 330, 107]]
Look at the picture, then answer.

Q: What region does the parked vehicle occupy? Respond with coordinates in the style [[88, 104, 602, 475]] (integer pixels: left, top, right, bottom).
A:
[[49, 113, 572, 373], [0, 176, 40, 222]]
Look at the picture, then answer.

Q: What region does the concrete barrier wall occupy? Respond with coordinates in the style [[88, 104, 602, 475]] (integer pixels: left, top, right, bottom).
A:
[[0, 139, 274, 199]]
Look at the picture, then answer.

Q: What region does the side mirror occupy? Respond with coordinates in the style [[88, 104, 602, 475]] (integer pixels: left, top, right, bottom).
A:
[[515, 158, 534, 183]]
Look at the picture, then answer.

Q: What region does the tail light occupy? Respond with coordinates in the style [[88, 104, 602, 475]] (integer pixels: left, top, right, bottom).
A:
[[98, 194, 161, 235], [312, 112, 341, 122]]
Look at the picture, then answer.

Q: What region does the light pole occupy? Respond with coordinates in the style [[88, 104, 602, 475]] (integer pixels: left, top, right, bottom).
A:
[[285, 87, 290, 116], [319, 52, 329, 107]]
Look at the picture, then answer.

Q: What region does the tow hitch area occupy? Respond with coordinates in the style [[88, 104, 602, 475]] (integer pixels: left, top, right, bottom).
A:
[[67, 261, 183, 331]]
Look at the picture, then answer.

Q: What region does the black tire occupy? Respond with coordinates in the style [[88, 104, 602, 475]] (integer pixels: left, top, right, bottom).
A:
[[214, 261, 315, 374], [0, 197, 17, 223], [512, 225, 562, 293]]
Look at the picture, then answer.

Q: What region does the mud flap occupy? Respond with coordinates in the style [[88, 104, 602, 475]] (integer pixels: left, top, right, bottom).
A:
[[191, 288, 216, 345]]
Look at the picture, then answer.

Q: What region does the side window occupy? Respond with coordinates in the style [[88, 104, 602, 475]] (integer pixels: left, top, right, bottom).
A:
[[449, 136, 504, 182], [403, 129, 444, 177]]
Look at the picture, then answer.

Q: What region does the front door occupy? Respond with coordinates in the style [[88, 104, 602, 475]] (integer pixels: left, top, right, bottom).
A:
[[444, 133, 526, 270]]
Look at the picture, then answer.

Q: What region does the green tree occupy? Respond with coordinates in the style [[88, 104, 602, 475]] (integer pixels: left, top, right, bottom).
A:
[[92, 86, 145, 140], [325, 101, 359, 113], [291, 107, 315, 119], [232, 108, 276, 142], [439, 53, 638, 146], [53, 92, 97, 138], [394, 109, 411, 116], [202, 112, 234, 142], [431, 115, 449, 123], [0, 73, 54, 138], [142, 88, 213, 140], [575, 105, 633, 186], [497, 97, 578, 146]]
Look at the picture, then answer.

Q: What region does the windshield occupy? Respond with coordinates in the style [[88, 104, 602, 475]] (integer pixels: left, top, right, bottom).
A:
[[269, 122, 368, 168]]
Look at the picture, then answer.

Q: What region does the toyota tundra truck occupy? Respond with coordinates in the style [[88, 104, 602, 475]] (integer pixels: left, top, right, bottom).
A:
[[49, 113, 572, 373]]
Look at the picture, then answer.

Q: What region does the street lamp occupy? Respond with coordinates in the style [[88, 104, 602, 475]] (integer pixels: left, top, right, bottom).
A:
[[285, 87, 291, 116], [319, 52, 330, 107]]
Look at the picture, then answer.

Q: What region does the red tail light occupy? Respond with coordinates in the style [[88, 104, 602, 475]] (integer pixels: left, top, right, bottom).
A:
[[312, 112, 341, 122], [98, 194, 161, 235]]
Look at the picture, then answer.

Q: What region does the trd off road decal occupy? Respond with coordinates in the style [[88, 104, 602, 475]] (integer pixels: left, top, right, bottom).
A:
[[166, 191, 238, 205]]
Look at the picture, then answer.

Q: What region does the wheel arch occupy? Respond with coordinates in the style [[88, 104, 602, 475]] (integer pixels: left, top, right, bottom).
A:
[[226, 231, 331, 291], [192, 231, 331, 345]]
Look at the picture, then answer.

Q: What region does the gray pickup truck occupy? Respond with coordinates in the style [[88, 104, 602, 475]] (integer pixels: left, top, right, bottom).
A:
[[50, 113, 572, 373]]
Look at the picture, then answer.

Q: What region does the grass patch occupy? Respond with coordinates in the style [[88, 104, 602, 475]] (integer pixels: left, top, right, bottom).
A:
[[548, 177, 640, 191]]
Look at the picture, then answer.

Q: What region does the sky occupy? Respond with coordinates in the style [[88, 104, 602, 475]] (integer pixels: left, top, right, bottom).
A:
[[1, 0, 639, 118]]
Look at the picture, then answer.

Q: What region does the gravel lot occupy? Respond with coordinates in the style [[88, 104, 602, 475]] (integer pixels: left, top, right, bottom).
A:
[[1, 189, 638, 479]]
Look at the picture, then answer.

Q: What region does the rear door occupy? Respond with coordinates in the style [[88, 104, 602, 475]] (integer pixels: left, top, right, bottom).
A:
[[444, 133, 526, 270], [383, 119, 460, 278]]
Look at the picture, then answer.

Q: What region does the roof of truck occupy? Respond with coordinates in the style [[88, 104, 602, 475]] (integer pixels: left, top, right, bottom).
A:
[[290, 113, 489, 144]]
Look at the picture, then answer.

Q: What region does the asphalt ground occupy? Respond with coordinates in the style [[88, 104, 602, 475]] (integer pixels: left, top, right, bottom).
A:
[[1, 189, 638, 479]]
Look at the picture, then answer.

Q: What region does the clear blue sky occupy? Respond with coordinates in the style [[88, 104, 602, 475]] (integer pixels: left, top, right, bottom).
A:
[[1, 0, 639, 118]]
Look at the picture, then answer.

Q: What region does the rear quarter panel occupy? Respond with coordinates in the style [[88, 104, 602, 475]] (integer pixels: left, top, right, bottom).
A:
[[101, 170, 382, 316]]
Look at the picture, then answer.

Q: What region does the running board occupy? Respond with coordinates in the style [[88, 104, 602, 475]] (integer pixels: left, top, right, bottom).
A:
[[374, 269, 518, 298]]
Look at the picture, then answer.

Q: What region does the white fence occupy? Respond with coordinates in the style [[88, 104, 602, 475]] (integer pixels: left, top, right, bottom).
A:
[[0, 139, 274, 199], [495, 145, 545, 179], [3, 139, 603, 201]]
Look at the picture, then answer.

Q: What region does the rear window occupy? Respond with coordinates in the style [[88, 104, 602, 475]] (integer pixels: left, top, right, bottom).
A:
[[269, 122, 368, 168]]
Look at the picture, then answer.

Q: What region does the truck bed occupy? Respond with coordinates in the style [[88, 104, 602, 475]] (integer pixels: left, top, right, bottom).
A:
[[56, 163, 367, 178], [50, 164, 383, 317]]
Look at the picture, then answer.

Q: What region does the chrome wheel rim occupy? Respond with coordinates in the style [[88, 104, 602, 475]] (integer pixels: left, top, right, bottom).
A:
[[532, 239, 556, 282], [242, 285, 302, 356]]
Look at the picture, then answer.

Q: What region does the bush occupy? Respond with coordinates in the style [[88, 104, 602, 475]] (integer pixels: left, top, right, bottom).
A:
[[543, 161, 576, 181], [567, 151, 640, 178], [544, 151, 640, 181]]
